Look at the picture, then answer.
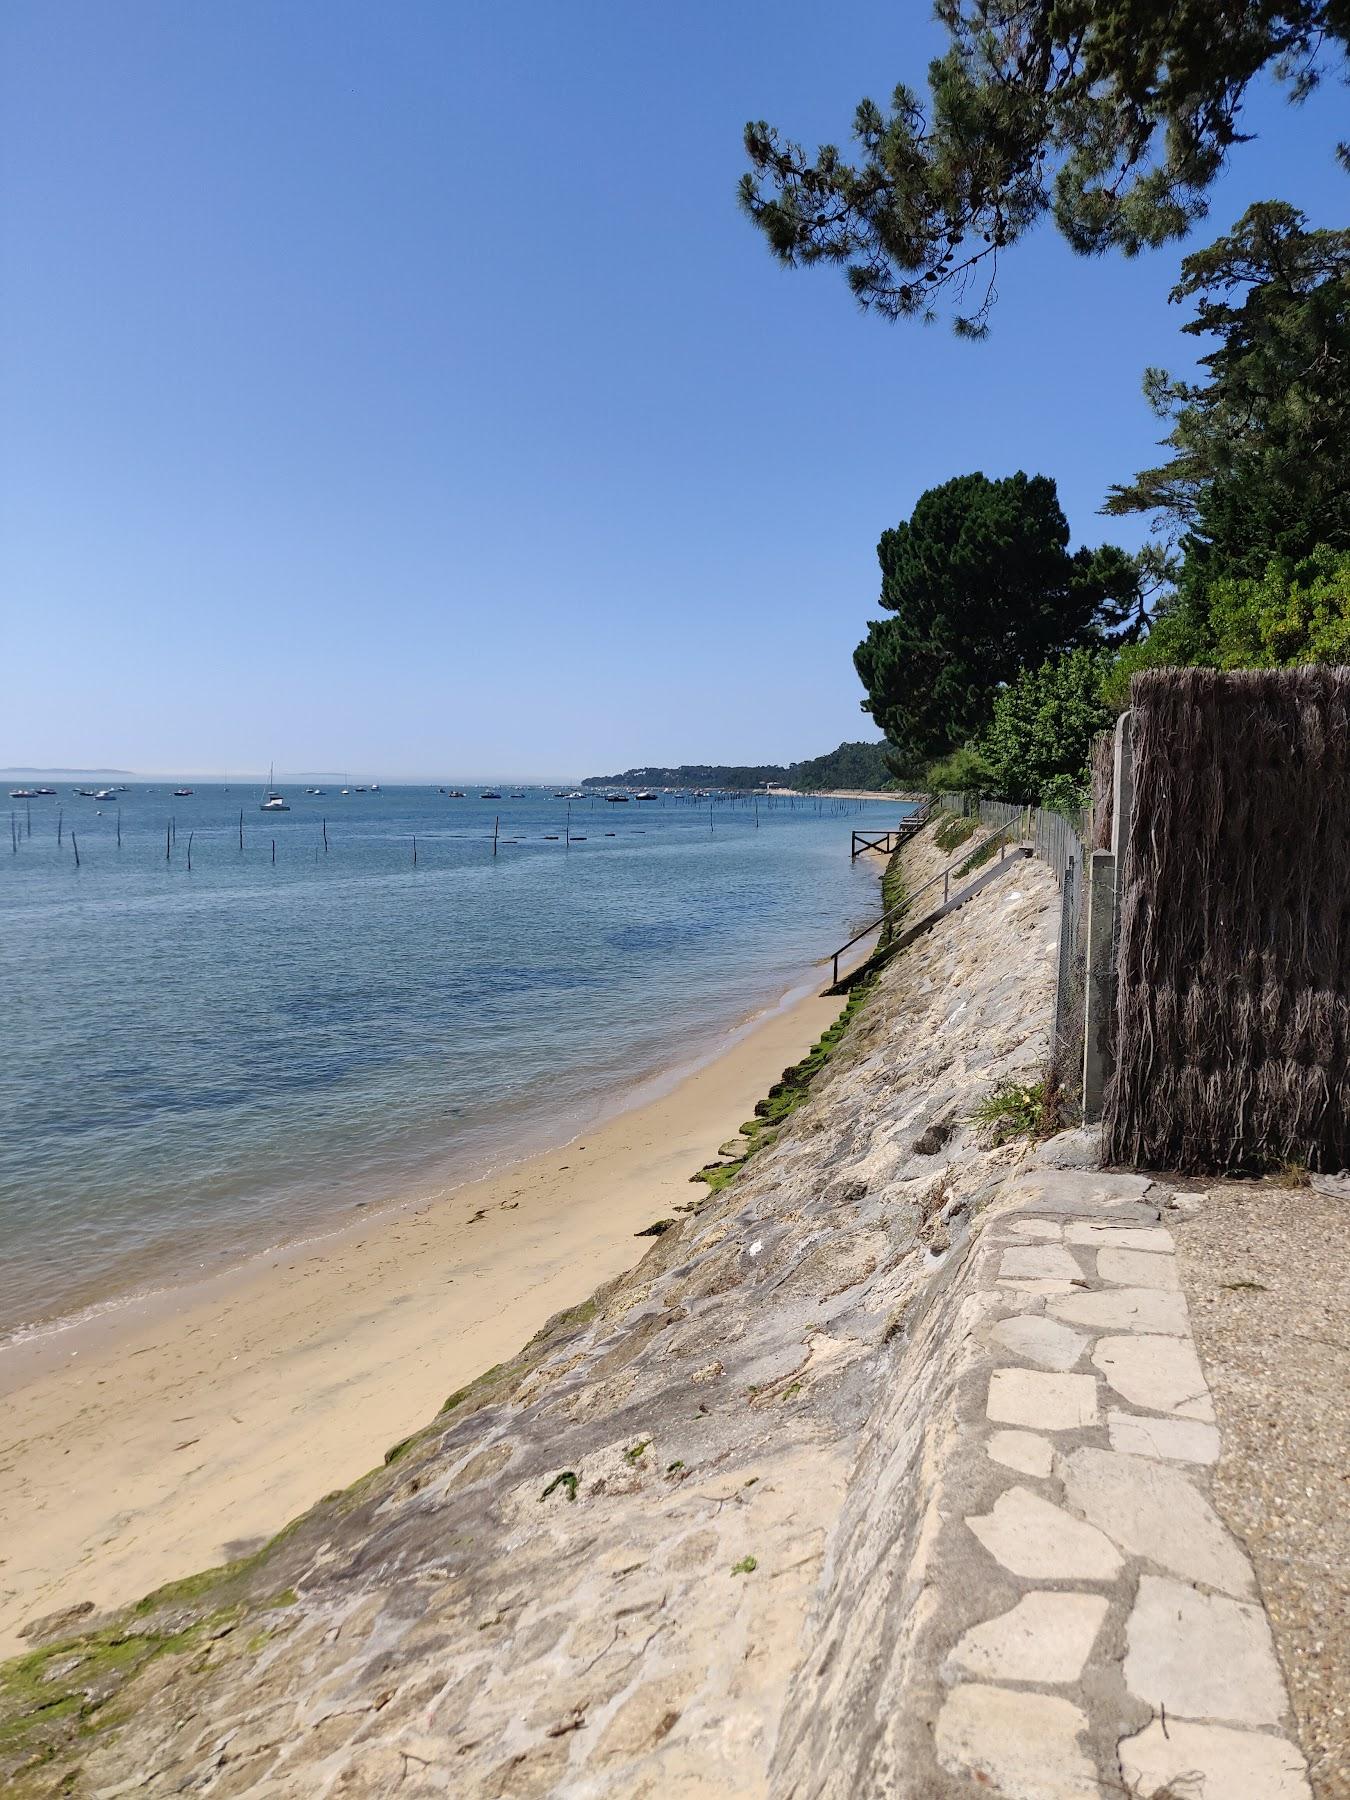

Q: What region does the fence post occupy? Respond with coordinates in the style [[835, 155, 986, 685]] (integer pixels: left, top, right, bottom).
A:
[[1082, 850, 1117, 1120], [1051, 854, 1076, 1070], [1111, 710, 1134, 865]]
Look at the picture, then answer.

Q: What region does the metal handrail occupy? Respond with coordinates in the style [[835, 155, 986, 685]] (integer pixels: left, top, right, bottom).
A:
[[828, 824, 1019, 986]]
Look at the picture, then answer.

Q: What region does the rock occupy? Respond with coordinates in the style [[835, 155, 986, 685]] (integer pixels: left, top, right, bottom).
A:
[[1106, 1410, 1220, 1465], [997, 1244, 1085, 1282], [989, 1314, 1089, 1372], [1046, 1286, 1188, 1335], [986, 1368, 1098, 1431], [1118, 1718, 1312, 1799], [986, 1429, 1054, 1478], [1123, 1575, 1288, 1723], [1060, 1448, 1254, 1597], [947, 1592, 1109, 1686], [966, 1485, 1123, 1581], [935, 1683, 1098, 1799], [18, 1600, 95, 1643], [912, 1118, 956, 1155], [1096, 1246, 1181, 1290], [1091, 1333, 1213, 1418], [1030, 1126, 1102, 1170]]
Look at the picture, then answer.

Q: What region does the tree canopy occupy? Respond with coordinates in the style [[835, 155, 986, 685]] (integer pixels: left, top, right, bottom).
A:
[[1105, 202, 1350, 580], [740, 1, 1349, 333], [853, 470, 1139, 760]]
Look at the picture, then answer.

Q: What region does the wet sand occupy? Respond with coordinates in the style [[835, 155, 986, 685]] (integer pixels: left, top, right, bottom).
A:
[[0, 978, 843, 1654]]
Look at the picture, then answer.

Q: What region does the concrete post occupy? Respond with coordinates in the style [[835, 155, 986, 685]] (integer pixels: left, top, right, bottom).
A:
[[1082, 850, 1117, 1121]]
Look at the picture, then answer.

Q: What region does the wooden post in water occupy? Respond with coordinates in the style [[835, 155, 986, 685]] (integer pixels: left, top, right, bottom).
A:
[[566, 800, 571, 849], [165, 821, 171, 862], [71, 831, 80, 868], [322, 817, 328, 854], [754, 794, 759, 829], [116, 808, 121, 848], [57, 808, 63, 846], [272, 839, 276, 864], [186, 831, 193, 872], [238, 809, 244, 852], [412, 834, 418, 866], [493, 814, 499, 857]]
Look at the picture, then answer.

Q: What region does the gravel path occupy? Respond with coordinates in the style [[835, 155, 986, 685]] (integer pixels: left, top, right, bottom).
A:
[[1172, 1181, 1350, 1798]]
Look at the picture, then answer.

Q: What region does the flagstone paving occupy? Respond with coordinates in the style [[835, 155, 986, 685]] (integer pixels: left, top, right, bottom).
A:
[[927, 1175, 1313, 1798]]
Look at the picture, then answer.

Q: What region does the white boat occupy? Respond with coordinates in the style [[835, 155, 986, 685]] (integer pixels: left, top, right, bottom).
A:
[[259, 764, 290, 812]]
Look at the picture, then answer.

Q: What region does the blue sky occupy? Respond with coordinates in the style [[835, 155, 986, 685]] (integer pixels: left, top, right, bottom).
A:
[[2, 3, 1345, 780]]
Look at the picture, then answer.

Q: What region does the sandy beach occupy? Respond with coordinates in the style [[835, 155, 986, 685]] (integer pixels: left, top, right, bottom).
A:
[[0, 977, 844, 1655]]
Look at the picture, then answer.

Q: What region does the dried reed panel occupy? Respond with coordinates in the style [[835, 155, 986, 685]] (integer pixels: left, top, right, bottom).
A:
[[1104, 667, 1350, 1172]]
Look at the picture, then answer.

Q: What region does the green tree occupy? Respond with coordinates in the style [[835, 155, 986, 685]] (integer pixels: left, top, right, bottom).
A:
[[977, 648, 1115, 806], [1106, 203, 1350, 580], [853, 471, 1138, 759], [740, 3, 1348, 332], [1108, 547, 1350, 693]]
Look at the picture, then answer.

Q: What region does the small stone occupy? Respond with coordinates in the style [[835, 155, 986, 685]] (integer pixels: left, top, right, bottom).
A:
[[935, 1684, 1098, 1800], [1097, 1247, 1180, 1290], [987, 1429, 1054, 1478], [1060, 1448, 1254, 1597], [1123, 1575, 1288, 1724], [990, 1315, 1089, 1372], [947, 1592, 1108, 1685], [1064, 1221, 1174, 1252], [1166, 1190, 1207, 1216], [1004, 1219, 1064, 1241], [1118, 1719, 1311, 1799], [1046, 1288, 1188, 1335], [1107, 1410, 1220, 1465], [999, 1245, 1084, 1281], [1092, 1335, 1214, 1419], [987, 1368, 1098, 1431], [966, 1485, 1123, 1581]]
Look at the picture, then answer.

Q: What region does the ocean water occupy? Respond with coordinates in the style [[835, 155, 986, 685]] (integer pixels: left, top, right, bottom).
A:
[[0, 783, 909, 1336]]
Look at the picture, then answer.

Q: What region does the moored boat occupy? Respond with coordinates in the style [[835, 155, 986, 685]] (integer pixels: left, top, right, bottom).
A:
[[259, 764, 290, 812]]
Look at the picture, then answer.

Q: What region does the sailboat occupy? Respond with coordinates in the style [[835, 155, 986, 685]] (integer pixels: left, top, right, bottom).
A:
[[259, 764, 290, 811]]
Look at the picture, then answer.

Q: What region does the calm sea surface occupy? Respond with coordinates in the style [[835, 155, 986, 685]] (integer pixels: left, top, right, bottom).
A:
[[0, 783, 909, 1337]]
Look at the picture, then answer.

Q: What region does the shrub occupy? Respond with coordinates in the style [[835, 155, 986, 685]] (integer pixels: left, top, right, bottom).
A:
[[977, 648, 1113, 806]]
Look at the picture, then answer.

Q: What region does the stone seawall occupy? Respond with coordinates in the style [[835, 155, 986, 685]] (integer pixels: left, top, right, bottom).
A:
[[10, 825, 1306, 1797]]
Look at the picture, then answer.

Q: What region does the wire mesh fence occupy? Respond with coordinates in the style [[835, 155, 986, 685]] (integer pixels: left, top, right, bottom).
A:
[[932, 789, 1089, 1118]]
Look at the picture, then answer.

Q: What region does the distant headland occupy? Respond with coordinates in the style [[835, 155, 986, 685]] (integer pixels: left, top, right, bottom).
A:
[[581, 739, 899, 792]]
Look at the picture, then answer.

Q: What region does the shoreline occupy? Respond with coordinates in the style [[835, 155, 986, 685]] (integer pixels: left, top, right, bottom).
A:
[[0, 968, 846, 1655], [0, 958, 836, 1358]]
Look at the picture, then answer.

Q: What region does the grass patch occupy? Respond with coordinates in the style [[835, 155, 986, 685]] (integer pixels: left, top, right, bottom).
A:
[[730, 1555, 758, 1576], [540, 1471, 579, 1503], [0, 1609, 237, 1776], [956, 828, 1012, 877], [971, 1079, 1051, 1145], [933, 812, 979, 854]]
